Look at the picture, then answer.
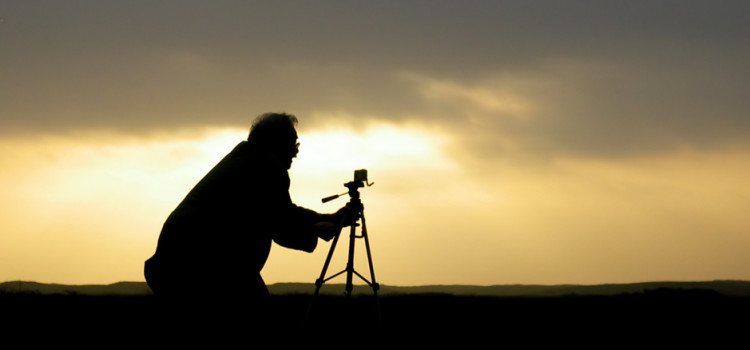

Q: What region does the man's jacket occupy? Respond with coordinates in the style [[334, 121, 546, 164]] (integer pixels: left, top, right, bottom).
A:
[[144, 141, 323, 297]]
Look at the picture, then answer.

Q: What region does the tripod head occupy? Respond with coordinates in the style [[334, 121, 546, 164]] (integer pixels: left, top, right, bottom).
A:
[[321, 169, 374, 203]]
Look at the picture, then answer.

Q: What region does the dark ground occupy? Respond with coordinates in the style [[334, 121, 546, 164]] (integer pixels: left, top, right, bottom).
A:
[[2, 291, 748, 345]]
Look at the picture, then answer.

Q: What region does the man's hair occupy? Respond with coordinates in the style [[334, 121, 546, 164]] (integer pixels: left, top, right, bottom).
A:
[[247, 112, 298, 146]]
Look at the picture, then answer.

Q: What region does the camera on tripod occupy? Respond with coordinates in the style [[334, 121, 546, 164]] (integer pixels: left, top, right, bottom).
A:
[[321, 169, 373, 203]]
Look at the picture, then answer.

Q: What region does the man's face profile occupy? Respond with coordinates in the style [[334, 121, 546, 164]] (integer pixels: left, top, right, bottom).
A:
[[279, 129, 298, 169]]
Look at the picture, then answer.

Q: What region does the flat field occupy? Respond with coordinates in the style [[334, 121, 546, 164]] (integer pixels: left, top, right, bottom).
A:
[[2, 291, 747, 344]]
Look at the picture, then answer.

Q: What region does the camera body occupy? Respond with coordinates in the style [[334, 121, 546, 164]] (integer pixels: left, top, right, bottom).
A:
[[354, 169, 368, 183]]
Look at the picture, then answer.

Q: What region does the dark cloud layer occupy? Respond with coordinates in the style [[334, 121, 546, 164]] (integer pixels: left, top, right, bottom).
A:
[[2, 1, 749, 157]]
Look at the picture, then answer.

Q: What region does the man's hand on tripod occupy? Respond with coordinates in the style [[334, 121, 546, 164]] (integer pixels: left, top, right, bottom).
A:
[[315, 205, 359, 241], [334, 204, 358, 228], [314, 221, 340, 241]]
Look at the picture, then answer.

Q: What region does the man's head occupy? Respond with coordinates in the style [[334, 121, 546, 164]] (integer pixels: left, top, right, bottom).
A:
[[247, 112, 300, 169]]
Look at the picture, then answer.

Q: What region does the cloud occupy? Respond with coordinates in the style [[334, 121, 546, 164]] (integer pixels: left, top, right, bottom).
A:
[[2, 1, 749, 159]]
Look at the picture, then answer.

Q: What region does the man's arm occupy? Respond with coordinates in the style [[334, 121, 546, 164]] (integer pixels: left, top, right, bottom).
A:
[[272, 202, 355, 252], [269, 202, 316, 252]]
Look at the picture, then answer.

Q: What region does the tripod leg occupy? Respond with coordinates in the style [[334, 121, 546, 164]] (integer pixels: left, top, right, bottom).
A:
[[359, 212, 382, 323], [345, 220, 358, 297], [314, 230, 341, 296], [360, 212, 379, 293]]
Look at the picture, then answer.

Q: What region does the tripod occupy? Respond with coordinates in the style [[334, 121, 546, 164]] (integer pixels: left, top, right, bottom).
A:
[[309, 180, 381, 320]]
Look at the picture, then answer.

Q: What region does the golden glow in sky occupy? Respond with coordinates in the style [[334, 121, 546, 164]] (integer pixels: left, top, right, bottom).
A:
[[2, 125, 748, 286]]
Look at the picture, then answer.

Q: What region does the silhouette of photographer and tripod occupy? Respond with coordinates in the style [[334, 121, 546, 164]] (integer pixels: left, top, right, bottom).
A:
[[144, 113, 380, 323]]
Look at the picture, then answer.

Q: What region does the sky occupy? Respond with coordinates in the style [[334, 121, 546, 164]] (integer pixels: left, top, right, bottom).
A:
[[1, 1, 749, 287]]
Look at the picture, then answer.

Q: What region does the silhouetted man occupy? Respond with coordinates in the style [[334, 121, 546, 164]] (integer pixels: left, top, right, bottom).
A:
[[144, 113, 349, 303]]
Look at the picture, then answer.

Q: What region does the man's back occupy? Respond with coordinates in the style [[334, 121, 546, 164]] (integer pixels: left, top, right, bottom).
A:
[[146, 141, 283, 296]]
